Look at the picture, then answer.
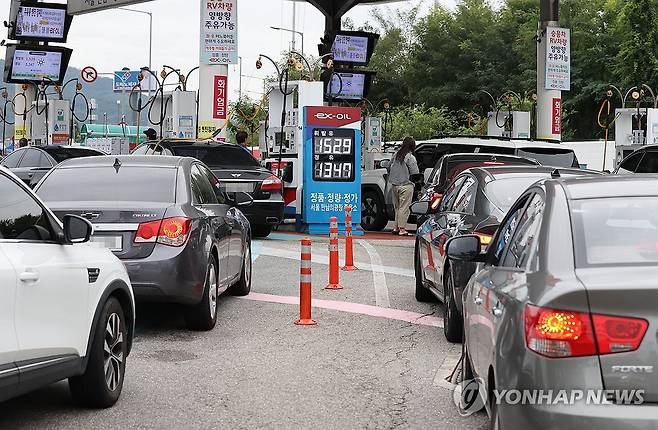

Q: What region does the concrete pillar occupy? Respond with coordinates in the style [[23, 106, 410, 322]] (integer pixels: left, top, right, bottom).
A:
[[198, 64, 229, 140], [536, 20, 562, 141], [13, 85, 36, 141]]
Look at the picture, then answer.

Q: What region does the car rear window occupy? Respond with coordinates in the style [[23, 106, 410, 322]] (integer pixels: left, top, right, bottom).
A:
[[43, 148, 104, 163], [172, 146, 260, 167], [517, 148, 577, 168], [36, 167, 177, 203], [571, 197, 658, 266], [443, 157, 538, 185], [483, 177, 546, 216]]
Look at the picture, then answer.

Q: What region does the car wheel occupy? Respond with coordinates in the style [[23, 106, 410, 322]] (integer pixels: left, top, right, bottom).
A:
[[185, 255, 219, 331], [228, 241, 252, 296], [361, 190, 387, 231], [415, 239, 435, 302], [443, 268, 464, 343], [252, 225, 272, 238], [69, 297, 127, 408]]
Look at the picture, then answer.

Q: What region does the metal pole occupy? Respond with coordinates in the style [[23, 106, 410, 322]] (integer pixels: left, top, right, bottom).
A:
[[292, 1, 296, 52], [536, 0, 561, 141], [239, 56, 243, 100], [148, 12, 153, 99]]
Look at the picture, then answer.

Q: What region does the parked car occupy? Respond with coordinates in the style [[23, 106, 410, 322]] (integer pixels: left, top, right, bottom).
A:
[[0, 165, 134, 407], [360, 136, 581, 231], [448, 174, 658, 428], [412, 166, 601, 342], [614, 144, 658, 174], [0, 146, 105, 187], [132, 140, 283, 237], [35, 155, 252, 331]]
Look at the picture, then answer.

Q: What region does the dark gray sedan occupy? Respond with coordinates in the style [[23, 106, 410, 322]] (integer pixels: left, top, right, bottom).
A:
[[35, 155, 252, 331], [447, 175, 658, 428]]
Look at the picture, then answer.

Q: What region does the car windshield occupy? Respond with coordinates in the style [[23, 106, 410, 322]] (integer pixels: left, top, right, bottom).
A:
[[36, 167, 177, 203], [517, 148, 577, 168], [571, 197, 658, 266], [483, 177, 544, 216], [43, 148, 104, 163], [172, 146, 260, 168]]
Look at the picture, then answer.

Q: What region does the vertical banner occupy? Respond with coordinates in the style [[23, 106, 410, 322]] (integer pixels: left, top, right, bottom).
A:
[[213, 75, 228, 120], [545, 27, 570, 91], [552, 98, 562, 135], [200, 0, 238, 65]]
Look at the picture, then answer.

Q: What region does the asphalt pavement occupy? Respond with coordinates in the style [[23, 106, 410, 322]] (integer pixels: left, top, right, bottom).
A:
[[0, 231, 488, 430]]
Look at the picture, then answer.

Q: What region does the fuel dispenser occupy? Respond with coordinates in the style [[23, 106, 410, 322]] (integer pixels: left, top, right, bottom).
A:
[[487, 111, 531, 138], [613, 86, 658, 166]]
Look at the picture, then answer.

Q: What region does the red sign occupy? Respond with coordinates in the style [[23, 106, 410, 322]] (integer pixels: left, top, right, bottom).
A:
[[306, 106, 361, 127], [213, 75, 228, 120], [552, 98, 562, 135]]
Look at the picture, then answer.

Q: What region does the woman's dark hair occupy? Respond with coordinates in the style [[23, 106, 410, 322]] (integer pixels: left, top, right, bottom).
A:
[[396, 137, 416, 162]]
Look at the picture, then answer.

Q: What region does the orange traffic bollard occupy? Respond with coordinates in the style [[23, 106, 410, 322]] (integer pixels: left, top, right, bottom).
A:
[[342, 206, 358, 271], [325, 216, 344, 290], [295, 238, 317, 326]]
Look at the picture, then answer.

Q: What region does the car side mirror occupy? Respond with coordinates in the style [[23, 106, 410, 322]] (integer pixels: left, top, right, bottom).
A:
[[380, 159, 391, 170], [230, 192, 253, 207], [63, 215, 93, 244], [446, 235, 483, 262]]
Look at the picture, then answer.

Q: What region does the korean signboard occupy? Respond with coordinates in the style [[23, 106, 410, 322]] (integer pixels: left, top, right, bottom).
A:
[[68, 0, 154, 15], [12, 3, 70, 43], [545, 27, 570, 91], [112, 69, 152, 92], [213, 75, 228, 120], [200, 0, 238, 65], [552, 98, 562, 135]]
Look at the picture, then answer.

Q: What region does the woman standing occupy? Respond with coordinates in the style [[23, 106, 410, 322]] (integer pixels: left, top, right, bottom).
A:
[[388, 137, 419, 236]]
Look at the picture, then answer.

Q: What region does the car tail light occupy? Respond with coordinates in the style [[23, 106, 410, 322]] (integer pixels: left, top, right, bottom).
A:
[[261, 175, 282, 191], [134, 217, 191, 247], [525, 304, 649, 358], [430, 193, 443, 211], [591, 314, 648, 354]]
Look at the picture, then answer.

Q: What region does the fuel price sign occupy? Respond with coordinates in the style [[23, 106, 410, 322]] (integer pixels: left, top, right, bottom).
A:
[[312, 129, 355, 181]]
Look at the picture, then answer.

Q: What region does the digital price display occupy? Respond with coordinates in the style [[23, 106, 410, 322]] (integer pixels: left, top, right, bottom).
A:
[[10, 2, 72, 43], [329, 73, 366, 101], [312, 129, 356, 181], [332, 35, 369, 64], [4, 45, 72, 85]]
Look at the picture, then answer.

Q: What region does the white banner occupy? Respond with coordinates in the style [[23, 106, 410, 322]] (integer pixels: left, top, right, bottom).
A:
[[545, 27, 571, 91], [68, 0, 154, 15], [200, 0, 238, 65]]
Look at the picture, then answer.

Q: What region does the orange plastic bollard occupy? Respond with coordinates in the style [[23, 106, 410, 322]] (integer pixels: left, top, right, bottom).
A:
[[325, 217, 344, 290], [342, 206, 358, 271], [295, 238, 317, 326]]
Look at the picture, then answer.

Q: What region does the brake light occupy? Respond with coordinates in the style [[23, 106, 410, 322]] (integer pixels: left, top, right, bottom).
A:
[[134, 217, 191, 247], [524, 305, 649, 358], [261, 175, 282, 191], [430, 193, 443, 211], [592, 314, 648, 354]]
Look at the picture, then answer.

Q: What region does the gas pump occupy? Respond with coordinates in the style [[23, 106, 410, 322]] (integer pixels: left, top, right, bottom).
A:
[[485, 91, 532, 138], [613, 85, 658, 166]]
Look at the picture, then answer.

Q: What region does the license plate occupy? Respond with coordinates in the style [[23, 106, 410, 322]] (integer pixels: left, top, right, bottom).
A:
[[91, 235, 123, 251], [223, 182, 254, 192]]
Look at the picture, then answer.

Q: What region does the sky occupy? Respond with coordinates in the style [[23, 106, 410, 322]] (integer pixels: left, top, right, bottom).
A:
[[0, 0, 453, 101]]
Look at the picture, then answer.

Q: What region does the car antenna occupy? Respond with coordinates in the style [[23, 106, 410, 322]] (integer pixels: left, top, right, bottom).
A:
[[113, 157, 122, 173], [551, 168, 560, 178]]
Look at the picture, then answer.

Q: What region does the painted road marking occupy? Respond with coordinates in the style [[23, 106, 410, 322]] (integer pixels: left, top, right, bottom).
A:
[[240, 292, 442, 328], [358, 239, 391, 308], [254, 244, 414, 278]]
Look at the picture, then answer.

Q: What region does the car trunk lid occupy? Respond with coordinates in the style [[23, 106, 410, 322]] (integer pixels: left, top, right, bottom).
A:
[[576, 267, 658, 402], [210, 168, 275, 199]]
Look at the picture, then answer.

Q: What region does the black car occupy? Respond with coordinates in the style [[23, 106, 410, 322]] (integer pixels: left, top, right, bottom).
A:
[[35, 155, 253, 331], [614, 144, 658, 174], [412, 165, 601, 342], [0, 146, 106, 187], [132, 140, 283, 237]]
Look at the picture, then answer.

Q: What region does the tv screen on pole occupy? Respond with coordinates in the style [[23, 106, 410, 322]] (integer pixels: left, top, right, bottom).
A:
[[330, 31, 379, 66], [10, 2, 73, 43], [329, 72, 366, 100], [3, 45, 72, 85]]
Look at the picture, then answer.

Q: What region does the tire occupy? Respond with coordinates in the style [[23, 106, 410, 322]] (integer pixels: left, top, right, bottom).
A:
[[228, 241, 252, 296], [414, 239, 435, 302], [443, 268, 464, 343], [185, 255, 219, 331], [361, 190, 387, 231], [69, 297, 127, 408], [252, 224, 272, 238]]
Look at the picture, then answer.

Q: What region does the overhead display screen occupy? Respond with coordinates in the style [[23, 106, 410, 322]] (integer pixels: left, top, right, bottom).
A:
[[10, 2, 72, 43], [329, 73, 366, 101], [313, 128, 356, 182], [4, 45, 72, 85], [332, 35, 368, 64]]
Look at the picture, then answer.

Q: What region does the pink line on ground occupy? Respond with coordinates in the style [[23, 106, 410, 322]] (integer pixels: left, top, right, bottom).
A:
[[239, 292, 442, 328]]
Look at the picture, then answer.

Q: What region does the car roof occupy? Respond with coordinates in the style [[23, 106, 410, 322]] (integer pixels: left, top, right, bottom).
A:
[[417, 136, 569, 150], [55, 155, 191, 169], [465, 165, 597, 182], [439, 153, 538, 162], [139, 139, 228, 148], [556, 175, 658, 200]]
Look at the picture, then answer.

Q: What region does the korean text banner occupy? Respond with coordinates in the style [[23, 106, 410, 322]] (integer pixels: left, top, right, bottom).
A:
[[200, 0, 238, 65]]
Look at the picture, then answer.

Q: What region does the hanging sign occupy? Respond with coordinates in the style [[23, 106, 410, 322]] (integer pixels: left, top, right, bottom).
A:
[[213, 75, 228, 120], [545, 27, 571, 91], [200, 0, 238, 65]]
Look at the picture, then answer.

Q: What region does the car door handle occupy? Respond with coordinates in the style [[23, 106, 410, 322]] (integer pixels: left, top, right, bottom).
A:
[[19, 271, 40, 283], [474, 297, 483, 306]]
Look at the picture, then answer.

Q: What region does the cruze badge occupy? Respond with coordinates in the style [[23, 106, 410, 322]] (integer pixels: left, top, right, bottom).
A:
[[314, 112, 353, 121], [612, 365, 654, 373]]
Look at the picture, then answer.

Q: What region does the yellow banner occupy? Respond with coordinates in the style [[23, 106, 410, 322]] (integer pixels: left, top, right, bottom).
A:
[[198, 121, 216, 140], [15, 126, 27, 139]]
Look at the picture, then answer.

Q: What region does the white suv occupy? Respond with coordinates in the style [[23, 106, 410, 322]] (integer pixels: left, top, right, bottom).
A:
[[0, 166, 134, 408]]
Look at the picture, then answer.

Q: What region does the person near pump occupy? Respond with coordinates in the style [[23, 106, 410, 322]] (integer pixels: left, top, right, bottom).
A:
[[18, 138, 28, 148], [389, 137, 419, 236], [143, 128, 158, 142], [236, 130, 248, 147]]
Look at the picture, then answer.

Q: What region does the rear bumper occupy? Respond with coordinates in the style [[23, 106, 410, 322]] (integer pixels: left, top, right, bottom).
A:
[[121, 244, 206, 305], [502, 401, 658, 429], [240, 200, 284, 226]]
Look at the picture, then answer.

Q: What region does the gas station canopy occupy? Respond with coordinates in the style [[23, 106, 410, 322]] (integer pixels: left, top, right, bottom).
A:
[[302, 0, 407, 31]]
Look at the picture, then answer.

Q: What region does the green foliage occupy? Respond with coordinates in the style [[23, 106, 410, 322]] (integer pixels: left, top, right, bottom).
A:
[[227, 96, 267, 145]]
